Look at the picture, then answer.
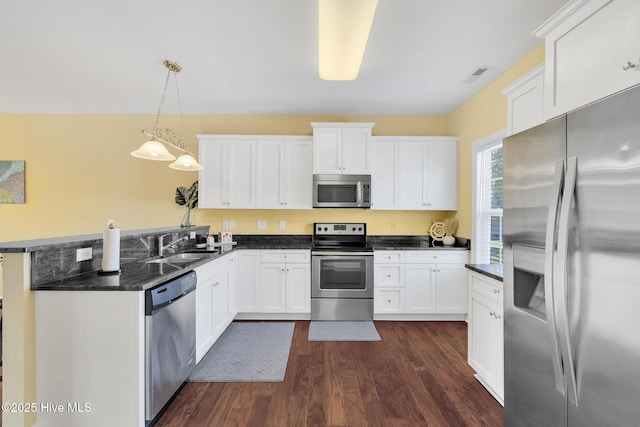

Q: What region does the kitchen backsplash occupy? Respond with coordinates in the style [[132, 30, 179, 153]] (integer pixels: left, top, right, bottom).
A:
[[30, 226, 208, 286]]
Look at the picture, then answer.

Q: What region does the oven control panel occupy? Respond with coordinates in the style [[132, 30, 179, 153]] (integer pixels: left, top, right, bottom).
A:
[[314, 222, 366, 236]]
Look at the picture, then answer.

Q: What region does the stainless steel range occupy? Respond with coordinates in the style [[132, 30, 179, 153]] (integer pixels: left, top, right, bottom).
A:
[[311, 222, 373, 321]]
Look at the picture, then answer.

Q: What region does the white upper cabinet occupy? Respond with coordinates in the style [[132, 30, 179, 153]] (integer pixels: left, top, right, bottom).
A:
[[534, 0, 640, 119], [198, 136, 256, 208], [370, 140, 396, 209], [311, 122, 374, 174], [370, 137, 458, 210], [199, 135, 312, 210], [424, 140, 458, 210], [502, 64, 545, 135], [256, 137, 312, 209]]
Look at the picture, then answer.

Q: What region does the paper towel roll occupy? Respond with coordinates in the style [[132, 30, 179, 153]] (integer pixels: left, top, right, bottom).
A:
[[102, 220, 120, 272]]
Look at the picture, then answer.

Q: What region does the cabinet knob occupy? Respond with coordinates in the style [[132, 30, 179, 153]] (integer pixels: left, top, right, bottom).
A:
[[493, 289, 500, 294], [622, 60, 638, 71], [386, 274, 391, 278], [489, 311, 495, 317], [281, 268, 285, 272]]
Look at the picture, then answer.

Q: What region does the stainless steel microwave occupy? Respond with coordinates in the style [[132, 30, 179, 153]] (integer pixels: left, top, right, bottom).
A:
[[313, 174, 371, 208]]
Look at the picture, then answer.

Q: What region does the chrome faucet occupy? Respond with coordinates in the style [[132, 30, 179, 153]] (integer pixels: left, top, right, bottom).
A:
[[158, 234, 187, 257]]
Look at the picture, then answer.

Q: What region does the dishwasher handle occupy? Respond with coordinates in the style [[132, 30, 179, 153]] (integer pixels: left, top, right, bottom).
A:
[[145, 271, 197, 315]]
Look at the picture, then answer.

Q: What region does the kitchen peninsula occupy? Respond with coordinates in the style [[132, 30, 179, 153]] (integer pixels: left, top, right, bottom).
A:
[[1, 226, 472, 426]]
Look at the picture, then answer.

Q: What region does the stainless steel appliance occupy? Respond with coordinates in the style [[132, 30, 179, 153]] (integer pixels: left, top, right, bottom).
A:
[[145, 271, 197, 426], [313, 174, 371, 208], [503, 85, 640, 427], [311, 222, 373, 320]]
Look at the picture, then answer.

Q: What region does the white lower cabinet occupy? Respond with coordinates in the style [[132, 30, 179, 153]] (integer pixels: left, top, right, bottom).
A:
[[467, 269, 504, 404], [236, 249, 310, 318], [374, 250, 468, 319], [260, 263, 287, 312], [195, 252, 237, 363]]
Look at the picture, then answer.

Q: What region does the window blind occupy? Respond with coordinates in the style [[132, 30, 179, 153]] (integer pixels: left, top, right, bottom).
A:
[[473, 141, 503, 264]]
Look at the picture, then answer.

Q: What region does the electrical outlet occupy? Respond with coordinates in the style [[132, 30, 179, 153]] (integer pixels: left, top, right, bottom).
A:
[[279, 220, 286, 230], [257, 220, 267, 230], [229, 220, 236, 229], [222, 220, 229, 229], [76, 247, 93, 262], [189, 231, 196, 239]]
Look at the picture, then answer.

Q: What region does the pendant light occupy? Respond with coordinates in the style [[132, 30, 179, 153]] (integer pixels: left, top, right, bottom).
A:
[[131, 60, 203, 171]]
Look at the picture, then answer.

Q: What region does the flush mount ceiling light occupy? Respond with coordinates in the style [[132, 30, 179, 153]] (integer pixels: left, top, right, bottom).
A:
[[131, 60, 203, 171], [318, 0, 378, 81]]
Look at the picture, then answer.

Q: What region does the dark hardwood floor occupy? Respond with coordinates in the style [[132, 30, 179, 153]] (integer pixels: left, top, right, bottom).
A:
[[156, 321, 503, 427]]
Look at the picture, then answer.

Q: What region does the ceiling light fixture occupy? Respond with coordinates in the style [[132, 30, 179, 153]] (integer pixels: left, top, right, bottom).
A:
[[318, 0, 378, 81], [131, 60, 203, 171]]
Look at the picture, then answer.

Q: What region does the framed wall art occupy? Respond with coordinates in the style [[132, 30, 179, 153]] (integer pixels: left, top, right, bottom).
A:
[[0, 160, 25, 203]]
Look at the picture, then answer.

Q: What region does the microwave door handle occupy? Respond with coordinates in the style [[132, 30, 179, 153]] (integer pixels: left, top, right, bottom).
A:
[[356, 183, 363, 206]]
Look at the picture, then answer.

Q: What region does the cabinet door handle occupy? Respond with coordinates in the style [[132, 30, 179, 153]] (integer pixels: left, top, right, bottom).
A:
[[493, 289, 501, 294]]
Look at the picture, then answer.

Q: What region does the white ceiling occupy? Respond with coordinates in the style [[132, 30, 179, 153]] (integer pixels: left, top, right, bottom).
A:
[[0, 0, 566, 115]]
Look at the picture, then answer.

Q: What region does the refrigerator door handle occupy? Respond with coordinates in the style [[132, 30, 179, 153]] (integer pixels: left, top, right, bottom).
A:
[[555, 156, 579, 406], [544, 159, 566, 394]]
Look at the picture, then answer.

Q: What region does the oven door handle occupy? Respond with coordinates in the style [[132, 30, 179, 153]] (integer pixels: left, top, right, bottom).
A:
[[311, 251, 373, 256]]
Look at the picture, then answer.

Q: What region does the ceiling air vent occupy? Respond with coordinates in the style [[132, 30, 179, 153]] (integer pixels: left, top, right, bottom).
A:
[[463, 66, 490, 83]]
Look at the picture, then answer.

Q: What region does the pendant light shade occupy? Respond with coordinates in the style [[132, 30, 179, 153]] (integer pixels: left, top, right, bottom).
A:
[[169, 154, 204, 171], [133, 60, 203, 171], [130, 140, 177, 161]]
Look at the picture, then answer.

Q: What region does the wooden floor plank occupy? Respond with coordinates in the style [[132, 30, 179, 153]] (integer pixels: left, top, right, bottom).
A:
[[155, 321, 503, 427]]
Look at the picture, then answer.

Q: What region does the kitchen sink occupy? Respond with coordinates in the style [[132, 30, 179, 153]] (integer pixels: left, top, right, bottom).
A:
[[145, 253, 209, 264]]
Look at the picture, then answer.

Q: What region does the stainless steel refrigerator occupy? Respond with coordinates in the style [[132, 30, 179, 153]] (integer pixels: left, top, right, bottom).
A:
[[503, 84, 640, 427]]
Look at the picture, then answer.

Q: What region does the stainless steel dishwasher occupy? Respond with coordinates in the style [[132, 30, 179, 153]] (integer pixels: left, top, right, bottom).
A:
[[145, 271, 197, 426]]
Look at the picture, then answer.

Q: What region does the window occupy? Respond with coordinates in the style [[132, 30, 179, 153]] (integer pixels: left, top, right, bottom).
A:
[[472, 130, 506, 264]]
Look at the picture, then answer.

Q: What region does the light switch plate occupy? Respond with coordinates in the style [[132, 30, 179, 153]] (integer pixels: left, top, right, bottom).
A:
[[257, 220, 267, 230], [229, 220, 236, 229], [76, 247, 93, 262], [279, 220, 286, 230], [222, 220, 229, 229]]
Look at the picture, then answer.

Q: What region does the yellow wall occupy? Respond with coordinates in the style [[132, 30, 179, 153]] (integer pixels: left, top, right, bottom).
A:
[[449, 44, 546, 237], [0, 114, 451, 241], [0, 45, 545, 243]]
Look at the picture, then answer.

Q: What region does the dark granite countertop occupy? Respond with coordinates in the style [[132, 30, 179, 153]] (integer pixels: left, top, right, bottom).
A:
[[368, 235, 470, 251], [465, 264, 503, 282], [31, 248, 236, 292], [233, 234, 312, 249]]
